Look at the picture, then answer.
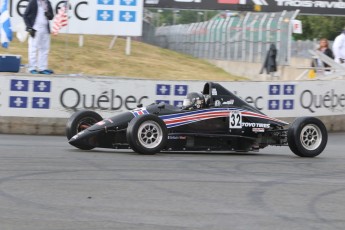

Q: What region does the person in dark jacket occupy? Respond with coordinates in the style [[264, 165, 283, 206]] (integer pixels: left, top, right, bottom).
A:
[[312, 38, 334, 72], [260, 43, 277, 75], [23, 0, 54, 74]]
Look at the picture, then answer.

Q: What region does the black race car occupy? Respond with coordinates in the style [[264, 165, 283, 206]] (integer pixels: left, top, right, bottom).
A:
[[66, 82, 328, 157]]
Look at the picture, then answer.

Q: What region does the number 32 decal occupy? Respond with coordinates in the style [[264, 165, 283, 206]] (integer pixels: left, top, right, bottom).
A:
[[229, 111, 242, 129]]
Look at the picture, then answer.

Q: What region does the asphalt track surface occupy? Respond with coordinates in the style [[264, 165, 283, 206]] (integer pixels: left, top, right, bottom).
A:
[[0, 133, 345, 230]]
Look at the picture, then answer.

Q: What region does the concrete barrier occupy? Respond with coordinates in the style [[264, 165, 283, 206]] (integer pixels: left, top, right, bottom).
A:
[[0, 117, 67, 135], [0, 115, 344, 136], [1, 75, 344, 135]]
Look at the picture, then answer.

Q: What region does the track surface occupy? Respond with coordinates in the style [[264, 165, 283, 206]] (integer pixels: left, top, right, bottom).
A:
[[0, 133, 344, 230]]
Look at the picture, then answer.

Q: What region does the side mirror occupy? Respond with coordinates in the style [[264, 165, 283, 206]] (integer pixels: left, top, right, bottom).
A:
[[158, 102, 165, 109]]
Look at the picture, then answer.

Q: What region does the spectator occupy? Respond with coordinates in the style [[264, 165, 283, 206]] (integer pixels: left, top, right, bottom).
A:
[[312, 38, 334, 72], [332, 28, 345, 65], [23, 0, 54, 74], [260, 43, 277, 75]]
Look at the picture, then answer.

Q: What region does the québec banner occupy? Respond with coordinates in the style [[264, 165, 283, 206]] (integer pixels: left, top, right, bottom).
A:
[[144, 0, 345, 16], [0, 75, 344, 119], [8, 0, 144, 36]]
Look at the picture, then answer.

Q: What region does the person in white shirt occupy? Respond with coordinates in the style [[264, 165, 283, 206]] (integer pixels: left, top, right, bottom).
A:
[[23, 0, 54, 74], [332, 28, 345, 65]]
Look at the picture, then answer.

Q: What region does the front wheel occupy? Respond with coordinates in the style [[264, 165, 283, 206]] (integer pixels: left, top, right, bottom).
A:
[[287, 117, 327, 157], [126, 114, 167, 155]]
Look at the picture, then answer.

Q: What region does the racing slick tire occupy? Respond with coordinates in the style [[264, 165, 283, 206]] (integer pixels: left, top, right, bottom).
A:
[[127, 114, 168, 155], [287, 117, 327, 157], [66, 110, 103, 150]]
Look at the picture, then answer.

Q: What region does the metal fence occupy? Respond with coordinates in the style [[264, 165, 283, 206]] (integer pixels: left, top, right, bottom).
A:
[[291, 39, 335, 59], [152, 10, 299, 65]]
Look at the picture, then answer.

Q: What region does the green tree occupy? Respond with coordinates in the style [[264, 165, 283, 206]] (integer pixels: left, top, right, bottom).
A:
[[178, 10, 198, 24]]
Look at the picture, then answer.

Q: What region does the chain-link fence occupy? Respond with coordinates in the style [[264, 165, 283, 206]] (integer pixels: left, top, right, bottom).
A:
[[291, 39, 335, 59], [151, 10, 299, 65]]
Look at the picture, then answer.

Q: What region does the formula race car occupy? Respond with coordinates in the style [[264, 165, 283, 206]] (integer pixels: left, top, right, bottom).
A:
[[66, 82, 328, 157]]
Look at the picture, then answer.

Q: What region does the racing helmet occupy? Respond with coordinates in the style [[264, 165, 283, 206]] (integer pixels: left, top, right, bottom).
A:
[[183, 92, 205, 109]]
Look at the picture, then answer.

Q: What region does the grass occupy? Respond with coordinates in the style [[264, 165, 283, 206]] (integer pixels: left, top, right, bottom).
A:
[[2, 34, 246, 81]]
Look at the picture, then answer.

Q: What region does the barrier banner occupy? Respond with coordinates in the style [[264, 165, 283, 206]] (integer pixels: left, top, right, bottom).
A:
[[0, 75, 344, 118]]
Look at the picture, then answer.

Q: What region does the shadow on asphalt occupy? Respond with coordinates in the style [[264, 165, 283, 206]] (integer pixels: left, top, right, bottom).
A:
[[66, 147, 298, 158]]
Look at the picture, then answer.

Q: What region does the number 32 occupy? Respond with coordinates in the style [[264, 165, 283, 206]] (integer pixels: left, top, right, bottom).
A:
[[229, 111, 242, 129]]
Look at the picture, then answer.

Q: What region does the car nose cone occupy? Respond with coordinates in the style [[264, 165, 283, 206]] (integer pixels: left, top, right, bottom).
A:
[[68, 130, 86, 145], [68, 129, 99, 148]]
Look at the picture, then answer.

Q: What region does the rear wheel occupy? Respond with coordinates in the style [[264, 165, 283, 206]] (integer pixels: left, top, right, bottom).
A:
[[287, 117, 327, 157], [66, 110, 103, 150], [127, 114, 167, 154]]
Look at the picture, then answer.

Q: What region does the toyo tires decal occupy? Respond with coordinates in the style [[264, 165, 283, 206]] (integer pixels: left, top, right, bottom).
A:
[[160, 108, 288, 128]]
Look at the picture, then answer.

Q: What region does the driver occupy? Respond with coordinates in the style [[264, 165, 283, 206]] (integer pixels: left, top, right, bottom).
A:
[[182, 92, 205, 110]]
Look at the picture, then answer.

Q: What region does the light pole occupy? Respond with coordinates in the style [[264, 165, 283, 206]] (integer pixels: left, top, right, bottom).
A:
[[156, 9, 163, 27], [197, 11, 204, 22], [173, 9, 179, 25]]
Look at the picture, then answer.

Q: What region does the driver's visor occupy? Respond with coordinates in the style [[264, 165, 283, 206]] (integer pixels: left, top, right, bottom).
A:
[[183, 99, 192, 107]]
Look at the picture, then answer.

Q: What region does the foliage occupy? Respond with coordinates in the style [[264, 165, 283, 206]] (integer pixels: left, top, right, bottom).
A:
[[293, 15, 345, 41], [149, 9, 219, 26]]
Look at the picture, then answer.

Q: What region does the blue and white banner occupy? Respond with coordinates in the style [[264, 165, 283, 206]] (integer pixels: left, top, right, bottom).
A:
[[4, 78, 52, 111], [0, 0, 12, 48], [97, 10, 114, 21], [7, 0, 143, 36], [9, 96, 27, 108], [156, 84, 171, 95], [120, 0, 137, 6], [119, 11, 136, 22], [0, 75, 345, 118], [11, 79, 29, 91]]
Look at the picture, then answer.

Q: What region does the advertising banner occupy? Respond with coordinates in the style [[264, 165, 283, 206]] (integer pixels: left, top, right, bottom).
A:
[[144, 0, 345, 16], [292, 19, 302, 34], [0, 75, 344, 119], [8, 0, 143, 36]]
